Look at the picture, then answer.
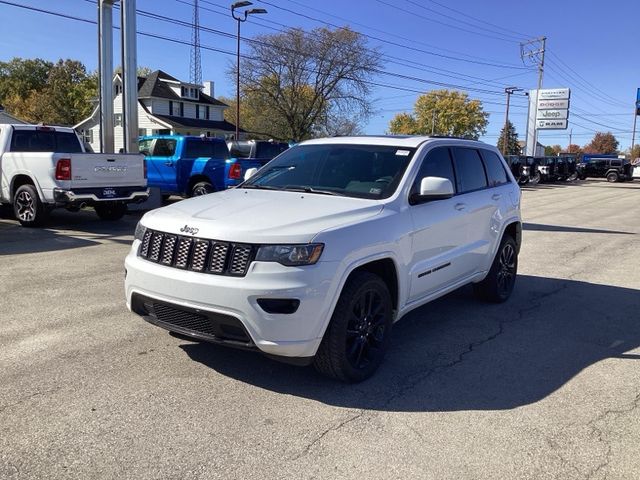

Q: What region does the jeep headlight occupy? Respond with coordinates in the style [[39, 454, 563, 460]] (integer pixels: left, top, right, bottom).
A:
[[134, 221, 147, 241], [256, 243, 324, 266]]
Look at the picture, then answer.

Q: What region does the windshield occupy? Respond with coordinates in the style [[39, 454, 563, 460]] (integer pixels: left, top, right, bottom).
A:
[[242, 143, 415, 199]]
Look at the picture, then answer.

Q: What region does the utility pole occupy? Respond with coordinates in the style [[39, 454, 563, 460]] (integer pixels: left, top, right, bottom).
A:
[[502, 87, 521, 155], [189, 0, 202, 86], [569, 128, 572, 151], [520, 36, 546, 156], [632, 111, 637, 159]]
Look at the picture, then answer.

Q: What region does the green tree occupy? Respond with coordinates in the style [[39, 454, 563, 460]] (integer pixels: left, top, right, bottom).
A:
[[0, 57, 97, 125], [583, 132, 619, 154], [544, 145, 555, 156], [233, 27, 381, 141], [388, 89, 488, 139], [496, 120, 520, 155]]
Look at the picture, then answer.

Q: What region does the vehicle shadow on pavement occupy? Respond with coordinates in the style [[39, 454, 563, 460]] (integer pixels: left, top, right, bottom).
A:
[[0, 208, 141, 255], [180, 274, 640, 412]]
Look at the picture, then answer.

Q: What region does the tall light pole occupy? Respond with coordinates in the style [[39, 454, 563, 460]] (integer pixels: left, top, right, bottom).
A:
[[231, 1, 266, 140], [502, 86, 522, 155]]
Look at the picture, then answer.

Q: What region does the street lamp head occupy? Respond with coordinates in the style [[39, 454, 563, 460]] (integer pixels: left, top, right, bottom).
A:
[[231, 1, 252, 10], [247, 8, 267, 14]]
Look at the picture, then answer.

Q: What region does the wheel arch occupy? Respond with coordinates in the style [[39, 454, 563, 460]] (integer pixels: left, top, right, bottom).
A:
[[187, 174, 214, 194], [10, 174, 43, 201]]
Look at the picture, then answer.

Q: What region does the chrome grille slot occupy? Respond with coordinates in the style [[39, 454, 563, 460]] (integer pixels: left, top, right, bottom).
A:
[[174, 237, 192, 268], [149, 232, 163, 262], [190, 240, 210, 272], [161, 235, 177, 265], [208, 242, 229, 273], [137, 229, 254, 277], [229, 245, 253, 276]]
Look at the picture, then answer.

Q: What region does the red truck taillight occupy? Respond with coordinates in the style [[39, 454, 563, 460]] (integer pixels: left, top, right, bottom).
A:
[[55, 158, 72, 180], [228, 163, 242, 180]]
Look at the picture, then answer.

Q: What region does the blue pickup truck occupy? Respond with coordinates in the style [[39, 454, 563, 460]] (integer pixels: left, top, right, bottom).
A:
[[138, 135, 263, 197]]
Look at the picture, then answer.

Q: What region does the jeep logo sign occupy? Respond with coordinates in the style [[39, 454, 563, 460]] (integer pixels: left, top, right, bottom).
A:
[[180, 225, 199, 236]]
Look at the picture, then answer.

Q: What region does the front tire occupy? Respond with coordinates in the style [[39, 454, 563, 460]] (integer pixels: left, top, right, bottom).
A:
[[314, 272, 393, 383], [13, 184, 48, 227], [95, 202, 127, 221], [606, 172, 619, 183], [474, 235, 518, 303]]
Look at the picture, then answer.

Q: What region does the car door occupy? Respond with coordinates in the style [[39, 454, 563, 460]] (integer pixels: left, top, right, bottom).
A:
[[407, 146, 470, 302], [146, 138, 179, 193], [449, 147, 495, 275]]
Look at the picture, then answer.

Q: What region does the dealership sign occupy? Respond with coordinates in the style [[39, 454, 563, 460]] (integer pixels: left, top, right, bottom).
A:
[[535, 87, 570, 130]]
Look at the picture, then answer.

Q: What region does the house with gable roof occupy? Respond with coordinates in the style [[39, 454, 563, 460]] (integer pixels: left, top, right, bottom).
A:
[[75, 70, 240, 153]]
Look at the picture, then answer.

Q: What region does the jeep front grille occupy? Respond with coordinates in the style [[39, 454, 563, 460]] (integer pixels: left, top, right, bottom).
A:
[[138, 228, 255, 277]]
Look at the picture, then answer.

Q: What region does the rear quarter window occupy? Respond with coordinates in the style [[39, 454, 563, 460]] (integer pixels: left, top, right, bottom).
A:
[[451, 147, 488, 193], [184, 139, 229, 159], [480, 150, 509, 187]]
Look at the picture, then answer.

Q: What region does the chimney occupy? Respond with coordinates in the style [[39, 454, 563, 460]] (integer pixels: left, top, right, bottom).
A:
[[203, 81, 214, 98]]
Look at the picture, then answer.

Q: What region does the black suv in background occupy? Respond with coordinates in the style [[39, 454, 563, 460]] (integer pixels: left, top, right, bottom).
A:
[[578, 157, 635, 182], [227, 140, 289, 166]]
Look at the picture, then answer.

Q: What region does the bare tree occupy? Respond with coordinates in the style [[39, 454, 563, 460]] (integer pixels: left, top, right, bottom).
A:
[[234, 27, 381, 141]]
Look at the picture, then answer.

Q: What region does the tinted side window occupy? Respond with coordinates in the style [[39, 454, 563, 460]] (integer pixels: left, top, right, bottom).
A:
[[611, 160, 622, 167], [451, 147, 487, 193], [410, 147, 456, 196], [153, 139, 177, 157], [184, 140, 229, 159], [480, 150, 509, 187]]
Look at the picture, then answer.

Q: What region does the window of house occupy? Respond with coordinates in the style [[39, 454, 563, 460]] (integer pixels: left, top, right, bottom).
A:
[[169, 101, 173, 116], [81, 129, 93, 145], [181, 86, 185, 97], [205, 106, 210, 120], [196, 104, 200, 119], [179, 102, 184, 117], [451, 147, 488, 193], [138, 128, 147, 137]]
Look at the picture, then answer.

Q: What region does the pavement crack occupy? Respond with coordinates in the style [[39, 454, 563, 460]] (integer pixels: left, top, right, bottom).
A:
[[0, 387, 62, 415], [290, 410, 365, 461]]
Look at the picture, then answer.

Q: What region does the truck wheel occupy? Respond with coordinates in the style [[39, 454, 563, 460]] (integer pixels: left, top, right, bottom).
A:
[[529, 172, 541, 185], [13, 184, 48, 227], [473, 235, 518, 303], [606, 172, 619, 183], [190, 182, 214, 197], [314, 271, 393, 383], [95, 202, 127, 221]]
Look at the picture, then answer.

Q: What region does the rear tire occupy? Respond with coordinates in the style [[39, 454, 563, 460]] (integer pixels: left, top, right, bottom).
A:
[[606, 172, 619, 183], [95, 202, 127, 221], [473, 235, 518, 303], [314, 271, 393, 383], [190, 181, 214, 197], [13, 184, 48, 227]]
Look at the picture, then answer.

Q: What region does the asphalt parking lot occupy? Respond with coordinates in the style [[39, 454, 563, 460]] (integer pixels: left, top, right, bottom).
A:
[[1, 179, 639, 480]]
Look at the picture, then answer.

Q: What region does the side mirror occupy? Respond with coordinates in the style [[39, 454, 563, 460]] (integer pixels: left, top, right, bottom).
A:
[[411, 176, 454, 204], [140, 149, 150, 156], [244, 167, 258, 181]]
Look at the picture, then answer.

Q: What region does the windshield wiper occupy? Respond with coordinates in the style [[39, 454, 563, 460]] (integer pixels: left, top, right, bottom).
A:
[[281, 185, 343, 196], [239, 184, 283, 190]]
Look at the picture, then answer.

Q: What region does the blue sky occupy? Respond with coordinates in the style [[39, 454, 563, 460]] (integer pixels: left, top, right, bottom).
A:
[[0, 0, 637, 150]]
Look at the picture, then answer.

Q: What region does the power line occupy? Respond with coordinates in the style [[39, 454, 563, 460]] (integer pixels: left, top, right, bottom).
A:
[[278, 0, 528, 65], [3, 0, 516, 109], [257, 0, 532, 69], [401, 0, 526, 42]]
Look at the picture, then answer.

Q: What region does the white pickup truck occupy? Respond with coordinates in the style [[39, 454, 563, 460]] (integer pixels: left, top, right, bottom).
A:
[[0, 124, 148, 226]]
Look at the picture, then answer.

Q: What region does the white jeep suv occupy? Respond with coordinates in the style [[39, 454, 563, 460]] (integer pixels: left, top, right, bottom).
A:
[[125, 136, 521, 382]]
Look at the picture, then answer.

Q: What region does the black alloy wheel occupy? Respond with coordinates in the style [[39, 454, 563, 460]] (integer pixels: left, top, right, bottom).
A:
[[13, 184, 47, 227], [473, 235, 518, 303], [496, 242, 517, 298], [314, 271, 393, 382]]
